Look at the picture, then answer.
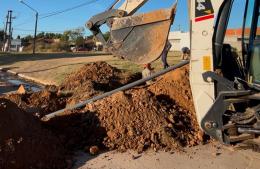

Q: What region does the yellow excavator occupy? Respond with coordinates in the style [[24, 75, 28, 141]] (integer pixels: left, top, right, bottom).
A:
[[86, 0, 260, 144]]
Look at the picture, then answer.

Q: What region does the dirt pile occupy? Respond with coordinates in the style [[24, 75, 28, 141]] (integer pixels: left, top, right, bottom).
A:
[[148, 65, 194, 113], [60, 61, 141, 105], [83, 65, 202, 152], [0, 98, 70, 169], [0, 62, 201, 163], [2, 90, 67, 118], [26, 90, 67, 117]]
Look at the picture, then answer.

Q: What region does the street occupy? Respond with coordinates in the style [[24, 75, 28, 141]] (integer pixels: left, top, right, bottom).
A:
[[0, 70, 41, 94]]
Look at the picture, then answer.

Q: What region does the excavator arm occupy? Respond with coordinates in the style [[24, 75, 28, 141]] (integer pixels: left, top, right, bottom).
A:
[[110, 0, 149, 15], [86, 0, 177, 64]]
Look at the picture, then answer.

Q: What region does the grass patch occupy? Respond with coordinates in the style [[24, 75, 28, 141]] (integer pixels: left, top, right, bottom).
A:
[[107, 52, 182, 73], [0, 51, 182, 85]]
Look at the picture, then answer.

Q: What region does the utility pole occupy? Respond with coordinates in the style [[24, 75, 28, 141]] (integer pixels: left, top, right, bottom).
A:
[[33, 12, 38, 54], [8, 10, 13, 52], [11, 27, 13, 42], [3, 10, 14, 52], [18, 0, 38, 54], [3, 12, 9, 45]]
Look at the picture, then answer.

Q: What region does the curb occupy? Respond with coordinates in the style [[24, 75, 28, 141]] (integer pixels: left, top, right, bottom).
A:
[[0, 67, 52, 86], [17, 73, 51, 86]]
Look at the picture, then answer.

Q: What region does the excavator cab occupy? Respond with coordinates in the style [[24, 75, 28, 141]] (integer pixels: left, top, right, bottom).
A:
[[213, 0, 260, 85], [246, 1, 260, 84]]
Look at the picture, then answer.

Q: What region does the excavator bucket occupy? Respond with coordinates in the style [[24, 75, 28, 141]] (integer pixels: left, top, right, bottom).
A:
[[107, 6, 176, 64]]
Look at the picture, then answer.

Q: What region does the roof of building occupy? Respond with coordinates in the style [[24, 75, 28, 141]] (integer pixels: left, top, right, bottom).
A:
[[226, 28, 260, 37]]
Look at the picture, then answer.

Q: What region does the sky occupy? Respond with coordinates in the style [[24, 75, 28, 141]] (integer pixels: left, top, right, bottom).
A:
[[0, 0, 245, 38]]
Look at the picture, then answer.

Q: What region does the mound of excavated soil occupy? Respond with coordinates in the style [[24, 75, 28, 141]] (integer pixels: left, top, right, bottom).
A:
[[60, 61, 141, 105], [1, 63, 201, 158], [26, 90, 67, 117], [83, 65, 202, 152], [0, 98, 70, 169], [61, 61, 122, 91], [2, 90, 67, 118], [148, 65, 194, 114]]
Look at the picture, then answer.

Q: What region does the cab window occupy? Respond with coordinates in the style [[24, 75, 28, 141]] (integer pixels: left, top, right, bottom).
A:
[[249, 3, 260, 83]]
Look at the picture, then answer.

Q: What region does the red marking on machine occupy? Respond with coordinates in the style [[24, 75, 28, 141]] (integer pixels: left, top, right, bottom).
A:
[[195, 14, 214, 22]]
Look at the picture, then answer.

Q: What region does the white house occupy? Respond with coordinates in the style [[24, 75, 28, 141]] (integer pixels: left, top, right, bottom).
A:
[[168, 31, 190, 51], [10, 39, 22, 52]]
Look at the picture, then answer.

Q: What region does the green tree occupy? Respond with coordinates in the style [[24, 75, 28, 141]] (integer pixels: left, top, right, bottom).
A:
[[54, 33, 62, 39], [45, 33, 57, 39], [75, 36, 84, 47], [61, 31, 70, 42], [21, 35, 33, 46], [37, 32, 45, 39], [64, 27, 85, 42]]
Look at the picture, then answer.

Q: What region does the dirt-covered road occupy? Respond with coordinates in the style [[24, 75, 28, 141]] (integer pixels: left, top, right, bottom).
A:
[[74, 143, 260, 169]]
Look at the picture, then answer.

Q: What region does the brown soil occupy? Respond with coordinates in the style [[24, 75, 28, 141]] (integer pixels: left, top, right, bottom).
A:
[[26, 90, 67, 117], [148, 65, 194, 113], [83, 65, 202, 152], [0, 62, 201, 168], [60, 61, 141, 105], [2, 90, 67, 118], [0, 98, 70, 169]]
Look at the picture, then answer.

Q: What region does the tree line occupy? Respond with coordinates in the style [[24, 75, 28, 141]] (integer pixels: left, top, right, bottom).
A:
[[0, 27, 110, 52]]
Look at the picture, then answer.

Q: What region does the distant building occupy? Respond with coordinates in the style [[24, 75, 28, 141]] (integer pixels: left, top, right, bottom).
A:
[[10, 39, 22, 52], [225, 28, 260, 51], [53, 39, 60, 43], [168, 31, 190, 51], [168, 28, 260, 52]]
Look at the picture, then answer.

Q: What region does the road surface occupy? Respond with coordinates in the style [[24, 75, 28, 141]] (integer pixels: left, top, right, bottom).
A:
[[74, 143, 260, 169], [0, 71, 41, 94]]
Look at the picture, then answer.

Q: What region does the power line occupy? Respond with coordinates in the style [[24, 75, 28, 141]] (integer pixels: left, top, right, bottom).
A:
[[13, 17, 33, 27], [40, 0, 100, 19], [13, 0, 100, 30], [12, 0, 103, 38], [13, 28, 65, 33]]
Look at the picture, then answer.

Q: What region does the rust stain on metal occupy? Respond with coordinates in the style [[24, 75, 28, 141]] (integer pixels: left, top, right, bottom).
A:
[[109, 20, 172, 64], [112, 8, 175, 30], [105, 5, 177, 64]]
